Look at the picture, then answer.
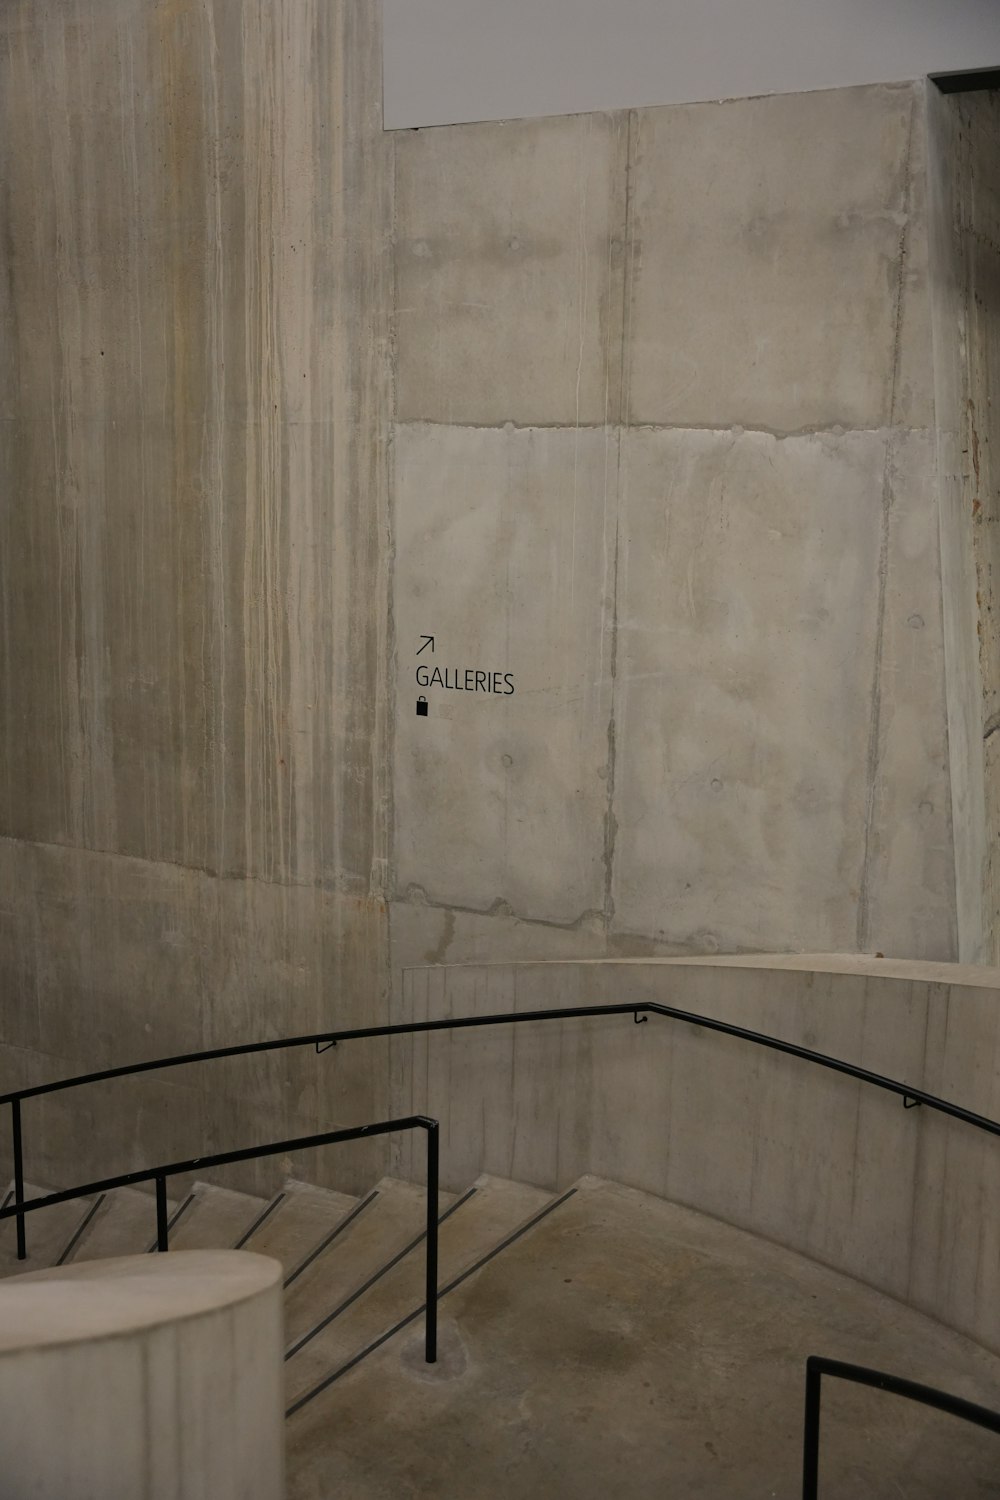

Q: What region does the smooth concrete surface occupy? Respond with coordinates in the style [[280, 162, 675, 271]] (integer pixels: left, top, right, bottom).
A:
[[612, 426, 951, 955], [287, 1176, 1000, 1498], [0, 1250, 284, 1499], [390, 77, 964, 968], [386, 955, 1000, 1354], [394, 113, 627, 426], [626, 85, 930, 431], [392, 423, 615, 922]]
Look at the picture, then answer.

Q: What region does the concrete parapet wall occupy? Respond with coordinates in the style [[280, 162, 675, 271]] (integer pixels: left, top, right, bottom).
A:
[[388, 955, 1000, 1353]]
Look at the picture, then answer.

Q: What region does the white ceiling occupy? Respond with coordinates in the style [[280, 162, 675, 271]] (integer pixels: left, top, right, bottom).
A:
[[383, 0, 1000, 129]]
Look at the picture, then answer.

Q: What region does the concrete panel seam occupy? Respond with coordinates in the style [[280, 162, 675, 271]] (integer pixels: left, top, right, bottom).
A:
[[397, 887, 605, 936], [0, 832, 373, 898], [600, 111, 636, 930], [376, 132, 399, 906], [391, 417, 922, 441]]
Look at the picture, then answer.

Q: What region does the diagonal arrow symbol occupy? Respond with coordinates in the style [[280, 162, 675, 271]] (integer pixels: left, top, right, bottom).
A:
[[416, 635, 435, 656]]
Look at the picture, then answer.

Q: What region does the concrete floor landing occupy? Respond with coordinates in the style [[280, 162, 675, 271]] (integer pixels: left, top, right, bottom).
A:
[[288, 1178, 1000, 1498]]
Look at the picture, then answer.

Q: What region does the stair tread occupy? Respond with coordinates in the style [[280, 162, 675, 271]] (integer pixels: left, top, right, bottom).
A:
[[283, 1176, 458, 1347], [168, 1182, 269, 1252], [285, 1175, 553, 1403], [62, 1184, 179, 1264], [0, 1181, 114, 1277], [285, 1176, 1000, 1498], [241, 1179, 360, 1277]]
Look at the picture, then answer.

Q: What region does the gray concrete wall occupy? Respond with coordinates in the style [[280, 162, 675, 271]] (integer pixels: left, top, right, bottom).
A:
[[388, 955, 1000, 1354], [0, 0, 393, 1193], [390, 81, 959, 980], [929, 88, 1000, 962], [2, 2, 997, 1227]]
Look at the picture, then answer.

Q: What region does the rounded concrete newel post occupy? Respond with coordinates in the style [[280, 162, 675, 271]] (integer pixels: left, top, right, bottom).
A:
[[0, 1250, 284, 1500]]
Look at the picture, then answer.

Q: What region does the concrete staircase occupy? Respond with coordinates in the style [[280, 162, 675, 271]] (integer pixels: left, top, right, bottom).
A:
[[4, 1173, 1000, 1497]]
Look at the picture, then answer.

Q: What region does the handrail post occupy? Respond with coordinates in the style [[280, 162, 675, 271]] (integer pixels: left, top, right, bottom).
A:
[[425, 1120, 439, 1364], [155, 1174, 169, 1251], [11, 1098, 26, 1261], [802, 1356, 822, 1500]]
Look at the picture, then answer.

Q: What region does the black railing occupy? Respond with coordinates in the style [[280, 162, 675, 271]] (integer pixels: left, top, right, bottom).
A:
[[802, 1355, 1000, 1497], [4, 998, 1000, 1264], [0, 1115, 440, 1364]]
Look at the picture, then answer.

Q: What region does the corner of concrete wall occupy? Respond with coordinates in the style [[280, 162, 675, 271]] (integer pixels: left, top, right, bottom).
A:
[[926, 80, 997, 963]]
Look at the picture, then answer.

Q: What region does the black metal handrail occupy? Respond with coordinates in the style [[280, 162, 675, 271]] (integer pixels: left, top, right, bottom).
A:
[[802, 1354, 1000, 1497], [0, 1115, 441, 1365], [5, 998, 1000, 1263]]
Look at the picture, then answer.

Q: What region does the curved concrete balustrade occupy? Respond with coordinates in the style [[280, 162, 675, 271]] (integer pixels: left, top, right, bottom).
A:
[[0, 1250, 284, 1499], [389, 953, 1000, 1355]]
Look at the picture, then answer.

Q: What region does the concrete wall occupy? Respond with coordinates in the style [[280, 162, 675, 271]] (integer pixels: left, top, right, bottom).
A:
[[390, 81, 960, 980], [930, 88, 1000, 962], [2, 0, 998, 1218], [387, 954, 1000, 1354], [0, 0, 393, 1193]]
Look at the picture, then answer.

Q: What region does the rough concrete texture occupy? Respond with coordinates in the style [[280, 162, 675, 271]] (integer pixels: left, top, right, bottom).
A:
[[955, 93, 1000, 964], [927, 85, 988, 965], [387, 955, 1000, 1353], [0, 1, 392, 1191], [389, 77, 970, 973], [287, 1178, 1000, 1498], [927, 89, 1000, 964], [0, 837, 389, 1196]]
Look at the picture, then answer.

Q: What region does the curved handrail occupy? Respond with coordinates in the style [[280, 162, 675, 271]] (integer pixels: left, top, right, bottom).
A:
[[0, 1114, 442, 1365], [5, 999, 1000, 1260], [802, 1355, 1000, 1497]]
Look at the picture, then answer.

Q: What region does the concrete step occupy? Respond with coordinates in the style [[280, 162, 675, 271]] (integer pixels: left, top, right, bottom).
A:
[[56, 1184, 179, 1264], [286, 1176, 1000, 1500], [285, 1175, 554, 1411], [283, 1176, 458, 1352], [239, 1178, 360, 1280], [0, 1181, 107, 1277], [167, 1181, 269, 1252]]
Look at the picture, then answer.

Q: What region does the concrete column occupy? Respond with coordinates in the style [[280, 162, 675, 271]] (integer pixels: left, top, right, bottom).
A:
[[0, 1250, 284, 1500]]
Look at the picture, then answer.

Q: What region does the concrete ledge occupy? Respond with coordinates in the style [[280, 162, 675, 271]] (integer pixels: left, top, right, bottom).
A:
[[0, 1250, 284, 1499]]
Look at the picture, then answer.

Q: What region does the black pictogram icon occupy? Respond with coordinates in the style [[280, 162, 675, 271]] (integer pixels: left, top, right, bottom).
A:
[[416, 696, 428, 717]]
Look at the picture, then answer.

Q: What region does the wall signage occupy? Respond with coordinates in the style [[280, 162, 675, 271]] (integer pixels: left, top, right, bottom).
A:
[[413, 634, 515, 715]]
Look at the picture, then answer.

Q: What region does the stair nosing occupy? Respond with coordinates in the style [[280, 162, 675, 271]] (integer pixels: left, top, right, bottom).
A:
[[285, 1185, 577, 1418], [283, 1189, 380, 1290], [285, 1185, 478, 1362], [55, 1193, 107, 1266]]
